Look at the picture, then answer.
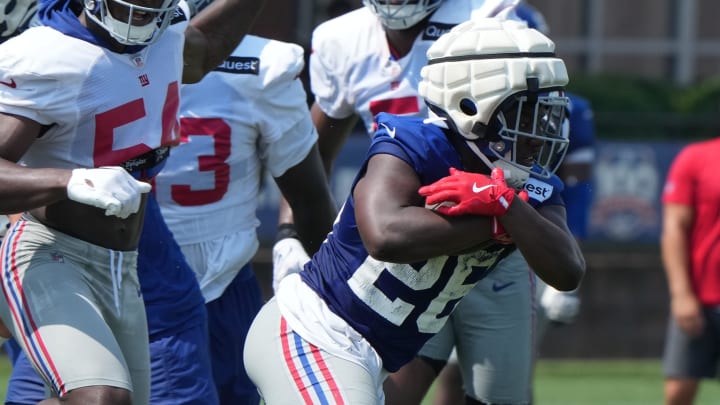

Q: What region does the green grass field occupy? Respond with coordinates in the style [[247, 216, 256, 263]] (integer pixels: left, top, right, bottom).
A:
[[419, 359, 720, 405], [1, 357, 719, 403]]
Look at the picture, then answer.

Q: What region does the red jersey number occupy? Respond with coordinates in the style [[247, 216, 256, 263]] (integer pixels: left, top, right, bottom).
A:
[[170, 117, 232, 206], [94, 82, 181, 167]]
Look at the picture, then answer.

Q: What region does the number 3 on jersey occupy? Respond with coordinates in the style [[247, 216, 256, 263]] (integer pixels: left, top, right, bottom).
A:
[[170, 117, 232, 206]]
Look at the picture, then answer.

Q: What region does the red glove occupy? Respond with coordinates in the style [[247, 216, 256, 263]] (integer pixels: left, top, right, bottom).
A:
[[491, 191, 529, 244], [419, 167, 522, 217]]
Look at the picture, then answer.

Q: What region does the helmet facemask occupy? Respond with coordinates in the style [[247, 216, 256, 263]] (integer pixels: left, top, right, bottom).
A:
[[362, 0, 443, 30], [84, 0, 179, 46], [488, 91, 570, 181]]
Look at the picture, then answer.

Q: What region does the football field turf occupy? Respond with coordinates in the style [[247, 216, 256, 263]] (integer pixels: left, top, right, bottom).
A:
[[420, 359, 720, 405], [1, 357, 719, 403]]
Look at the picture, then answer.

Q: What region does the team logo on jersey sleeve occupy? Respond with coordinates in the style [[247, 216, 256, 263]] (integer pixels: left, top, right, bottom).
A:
[[214, 57, 260, 75]]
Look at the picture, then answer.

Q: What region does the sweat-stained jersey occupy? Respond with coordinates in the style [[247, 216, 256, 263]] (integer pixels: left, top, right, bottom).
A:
[[154, 35, 318, 300], [0, 25, 182, 170], [278, 113, 564, 372], [310, 0, 519, 134]]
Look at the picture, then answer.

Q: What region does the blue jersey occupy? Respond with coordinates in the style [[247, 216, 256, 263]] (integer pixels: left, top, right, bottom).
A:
[[566, 93, 595, 155], [563, 93, 595, 239], [139, 194, 206, 337], [300, 113, 564, 372]]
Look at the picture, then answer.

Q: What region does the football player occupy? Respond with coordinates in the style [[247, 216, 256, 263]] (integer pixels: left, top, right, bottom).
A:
[[244, 18, 585, 404], [433, 4, 597, 403], [0, 0, 264, 404], [152, 12, 337, 404], [276, 0, 553, 404]]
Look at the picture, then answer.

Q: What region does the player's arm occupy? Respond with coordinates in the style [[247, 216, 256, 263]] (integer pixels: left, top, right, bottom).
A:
[[354, 154, 495, 264], [419, 167, 585, 290], [500, 200, 585, 291], [275, 103, 356, 236], [310, 102, 359, 176], [0, 113, 70, 213], [272, 143, 337, 292], [182, 0, 266, 83], [661, 202, 703, 336], [0, 112, 152, 217], [275, 143, 337, 254]]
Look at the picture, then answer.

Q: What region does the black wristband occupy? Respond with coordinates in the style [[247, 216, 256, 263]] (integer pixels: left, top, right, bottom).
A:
[[275, 223, 300, 243]]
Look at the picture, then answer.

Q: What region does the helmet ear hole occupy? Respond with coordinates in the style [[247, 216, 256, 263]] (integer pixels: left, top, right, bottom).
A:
[[459, 98, 477, 116]]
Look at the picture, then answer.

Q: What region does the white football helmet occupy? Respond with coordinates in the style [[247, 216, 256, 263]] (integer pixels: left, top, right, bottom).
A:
[[83, 0, 179, 45], [0, 0, 38, 41], [419, 18, 570, 185], [363, 0, 444, 30]]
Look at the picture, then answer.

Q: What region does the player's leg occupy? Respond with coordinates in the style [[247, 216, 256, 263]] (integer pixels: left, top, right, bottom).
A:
[[455, 250, 534, 404], [206, 264, 263, 405], [148, 319, 218, 405], [661, 308, 720, 405], [245, 298, 384, 405], [0, 217, 146, 404], [431, 349, 464, 405], [384, 313, 456, 405]]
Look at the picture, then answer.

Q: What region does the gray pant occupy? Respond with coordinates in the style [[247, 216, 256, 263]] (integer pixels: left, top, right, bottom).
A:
[[0, 215, 150, 402], [244, 297, 386, 405], [419, 250, 534, 404]]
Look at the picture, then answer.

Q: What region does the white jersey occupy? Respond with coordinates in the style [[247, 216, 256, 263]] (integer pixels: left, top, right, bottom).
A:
[[0, 26, 184, 169], [310, 0, 517, 134], [310, 0, 519, 135], [154, 35, 317, 299]]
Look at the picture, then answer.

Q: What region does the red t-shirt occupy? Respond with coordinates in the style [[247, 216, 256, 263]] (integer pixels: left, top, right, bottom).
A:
[[662, 138, 720, 305]]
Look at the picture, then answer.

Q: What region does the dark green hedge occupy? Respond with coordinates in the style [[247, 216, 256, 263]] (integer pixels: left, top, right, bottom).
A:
[[566, 74, 720, 140]]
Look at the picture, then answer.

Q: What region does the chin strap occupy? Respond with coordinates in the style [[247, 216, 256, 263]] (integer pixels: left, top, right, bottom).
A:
[[464, 140, 528, 190]]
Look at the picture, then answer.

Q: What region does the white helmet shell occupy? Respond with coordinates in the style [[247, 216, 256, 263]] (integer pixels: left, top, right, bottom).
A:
[[419, 18, 570, 181], [0, 0, 38, 41], [420, 18, 568, 140], [363, 0, 444, 30]]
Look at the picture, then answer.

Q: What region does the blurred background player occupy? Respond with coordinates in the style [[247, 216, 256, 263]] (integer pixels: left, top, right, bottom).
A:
[[0, 0, 264, 403], [245, 18, 585, 404], [514, 0, 595, 343], [1, 1, 270, 404], [152, 8, 337, 403], [2, 8, 219, 401], [661, 138, 720, 405], [274, 1, 555, 404], [432, 3, 597, 403]]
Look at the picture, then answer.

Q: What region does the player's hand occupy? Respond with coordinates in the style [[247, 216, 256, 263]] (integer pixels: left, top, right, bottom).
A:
[[491, 192, 530, 244], [671, 293, 704, 337], [272, 237, 311, 293], [66, 167, 152, 219], [419, 167, 527, 217], [540, 285, 580, 324]]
